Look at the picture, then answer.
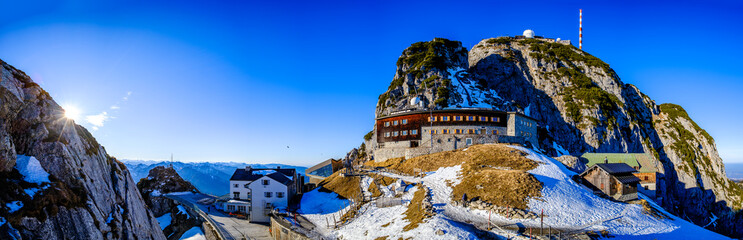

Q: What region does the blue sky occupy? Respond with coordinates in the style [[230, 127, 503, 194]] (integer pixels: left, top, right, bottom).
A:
[[1, 0, 742, 165]]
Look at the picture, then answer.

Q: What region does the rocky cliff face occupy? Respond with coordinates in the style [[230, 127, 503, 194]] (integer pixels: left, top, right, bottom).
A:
[[136, 166, 200, 240], [0, 59, 166, 239], [374, 37, 743, 237]]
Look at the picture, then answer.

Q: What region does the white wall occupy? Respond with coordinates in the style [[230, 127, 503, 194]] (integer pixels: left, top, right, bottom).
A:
[[248, 176, 289, 223], [229, 180, 252, 200]]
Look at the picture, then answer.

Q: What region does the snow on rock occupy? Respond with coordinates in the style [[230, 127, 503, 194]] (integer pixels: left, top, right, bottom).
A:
[[552, 142, 570, 156], [6, 201, 23, 213], [0, 217, 6, 226], [446, 67, 502, 109], [14, 155, 50, 184], [151, 190, 162, 197], [164, 191, 193, 196], [179, 227, 205, 240], [177, 205, 190, 219], [106, 213, 114, 224], [156, 213, 171, 231]]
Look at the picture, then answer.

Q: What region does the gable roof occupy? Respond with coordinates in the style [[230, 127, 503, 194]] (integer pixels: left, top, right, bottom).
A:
[[230, 167, 296, 186], [614, 174, 641, 184], [595, 163, 639, 174], [581, 153, 657, 173]]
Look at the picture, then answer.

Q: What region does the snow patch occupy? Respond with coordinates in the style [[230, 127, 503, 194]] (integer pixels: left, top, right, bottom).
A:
[[552, 141, 570, 156], [446, 67, 502, 109], [179, 227, 206, 240], [151, 190, 162, 197], [15, 155, 50, 184], [106, 213, 114, 224], [6, 201, 23, 213], [299, 188, 349, 214], [177, 205, 190, 219], [156, 213, 171, 230]]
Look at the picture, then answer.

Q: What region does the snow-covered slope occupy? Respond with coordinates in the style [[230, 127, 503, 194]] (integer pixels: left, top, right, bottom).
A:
[[297, 144, 730, 239]]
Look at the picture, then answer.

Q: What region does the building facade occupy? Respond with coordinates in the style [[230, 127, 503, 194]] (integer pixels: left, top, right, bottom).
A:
[[581, 153, 660, 199], [225, 167, 302, 223], [369, 109, 538, 162], [580, 163, 640, 202], [305, 158, 343, 185]]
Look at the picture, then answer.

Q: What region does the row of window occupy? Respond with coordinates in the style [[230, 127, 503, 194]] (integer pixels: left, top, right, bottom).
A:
[[519, 120, 534, 127], [383, 119, 409, 127], [232, 191, 284, 199], [429, 115, 500, 122], [383, 129, 419, 137], [429, 129, 500, 135]]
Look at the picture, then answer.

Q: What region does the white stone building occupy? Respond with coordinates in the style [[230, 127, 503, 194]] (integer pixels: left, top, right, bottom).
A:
[[224, 167, 302, 223]]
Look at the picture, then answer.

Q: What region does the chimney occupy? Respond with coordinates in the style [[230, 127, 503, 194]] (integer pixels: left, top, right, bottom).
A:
[[246, 166, 252, 172], [277, 166, 281, 169]]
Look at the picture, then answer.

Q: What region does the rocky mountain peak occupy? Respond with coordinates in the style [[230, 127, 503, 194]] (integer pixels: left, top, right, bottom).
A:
[[0, 59, 166, 240], [137, 166, 199, 196]]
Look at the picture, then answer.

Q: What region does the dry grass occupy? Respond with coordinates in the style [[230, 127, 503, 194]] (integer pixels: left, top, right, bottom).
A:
[[381, 222, 391, 227], [402, 187, 432, 231], [374, 237, 388, 240], [368, 181, 382, 198], [380, 144, 543, 210], [318, 171, 361, 201], [639, 199, 668, 219]]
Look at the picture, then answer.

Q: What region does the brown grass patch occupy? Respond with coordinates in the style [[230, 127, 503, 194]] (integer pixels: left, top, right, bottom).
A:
[[381, 222, 391, 227], [374, 237, 388, 240], [369, 181, 382, 198], [382, 144, 543, 210], [638, 199, 668, 219], [318, 171, 361, 201], [402, 187, 432, 231]]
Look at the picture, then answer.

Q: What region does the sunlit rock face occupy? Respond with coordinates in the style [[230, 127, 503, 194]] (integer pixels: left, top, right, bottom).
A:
[[370, 37, 743, 238], [0, 59, 166, 240]]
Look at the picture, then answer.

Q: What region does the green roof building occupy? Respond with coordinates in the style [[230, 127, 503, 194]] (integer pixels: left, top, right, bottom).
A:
[[580, 153, 658, 173]]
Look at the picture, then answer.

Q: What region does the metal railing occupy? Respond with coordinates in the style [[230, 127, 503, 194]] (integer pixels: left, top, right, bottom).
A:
[[166, 195, 233, 240]]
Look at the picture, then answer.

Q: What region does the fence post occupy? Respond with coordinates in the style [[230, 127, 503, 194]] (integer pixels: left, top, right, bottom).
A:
[[488, 209, 491, 230], [540, 209, 543, 236], [326, 217, 329, 228]]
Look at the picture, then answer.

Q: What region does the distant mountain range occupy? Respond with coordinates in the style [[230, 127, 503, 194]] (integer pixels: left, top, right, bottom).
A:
[[122, 160, 308, 196], [726, 163, 743, 180]]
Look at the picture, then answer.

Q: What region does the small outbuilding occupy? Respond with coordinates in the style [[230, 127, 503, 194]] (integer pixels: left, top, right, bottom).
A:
[[580, 163, 640, 202]]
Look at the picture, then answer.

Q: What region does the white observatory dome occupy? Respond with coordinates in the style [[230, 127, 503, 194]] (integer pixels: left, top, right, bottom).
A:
[[410, 96, 421, 106], [523, 29, 535, 38]]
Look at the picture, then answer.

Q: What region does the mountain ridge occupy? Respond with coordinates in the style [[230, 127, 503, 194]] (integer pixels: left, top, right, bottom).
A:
[[368, 36, 743, 238]]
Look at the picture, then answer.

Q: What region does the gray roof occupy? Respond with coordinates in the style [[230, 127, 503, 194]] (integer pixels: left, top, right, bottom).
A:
[[614, 175, 641, 184], [230, 168, 295, 186], [595, 163, 638, 174]]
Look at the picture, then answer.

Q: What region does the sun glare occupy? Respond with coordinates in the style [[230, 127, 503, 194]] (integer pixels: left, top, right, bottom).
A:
[[63, 105, 81, 121]]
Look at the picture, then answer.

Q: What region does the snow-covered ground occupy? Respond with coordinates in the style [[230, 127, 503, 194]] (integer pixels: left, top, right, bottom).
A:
[[179, 227, 206, 240], [297, 144, 731, 239], [177, 205, 190, 219]]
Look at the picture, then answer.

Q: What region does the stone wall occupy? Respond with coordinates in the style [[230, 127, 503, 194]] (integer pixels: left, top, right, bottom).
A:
[[269, 216, 312, 240]]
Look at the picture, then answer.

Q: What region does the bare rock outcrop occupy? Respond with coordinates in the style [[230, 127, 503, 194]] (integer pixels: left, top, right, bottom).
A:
[[136, 166, 201, 240], [0, 59, 166, 239]]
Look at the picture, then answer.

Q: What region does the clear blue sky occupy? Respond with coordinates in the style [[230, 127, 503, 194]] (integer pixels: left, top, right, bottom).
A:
[[1, 0, 742, 166]]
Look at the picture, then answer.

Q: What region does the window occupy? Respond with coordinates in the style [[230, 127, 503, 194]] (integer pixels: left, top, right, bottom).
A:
[[402, 119, 408, 124], [466, 138, 473, 145], [430, 129, 437, 134], [265, 192, 272, 198], [467, 116, 475, 121], [455, 129, 462, 134], [454, 116, 462, 121], [227, 205, 236, 212], [238, 206, 246, 213], [234, 184, 239, 188], [644, 176, 649, 181], [411, 129, 418, 135], [393, 131, 399, 137], [402, 130, 408, 136], [233, 192, 240, 199], [428, 116, 437, 122], [492, 117, 500, 122], [265, 202, 272, 209], [384, 121, 390, 127], [277, 192, 285, 198], [467, 129, 475, 134], [385, 132, 391, 137], [393, 120, 399, 126], [442, 129, 450, 134], [492, 130, 499, 135], [644, 186, 649, 190], [479, 116, 488, 121], [263, 179, 270, 185], [442, 116, 450, 121]]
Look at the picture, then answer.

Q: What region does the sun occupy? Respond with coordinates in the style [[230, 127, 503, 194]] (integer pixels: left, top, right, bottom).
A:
[[62, 105, 81, 121]]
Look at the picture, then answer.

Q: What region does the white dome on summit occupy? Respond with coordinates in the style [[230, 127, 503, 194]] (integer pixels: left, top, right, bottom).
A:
[[410, 96, 421, 106], [523, 29, 535, 38]]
